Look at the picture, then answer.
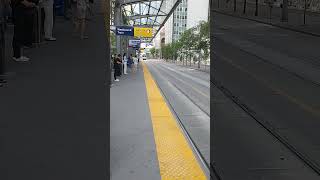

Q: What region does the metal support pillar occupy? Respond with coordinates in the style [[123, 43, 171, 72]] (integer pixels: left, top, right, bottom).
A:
[[114, 1, 122, 55]]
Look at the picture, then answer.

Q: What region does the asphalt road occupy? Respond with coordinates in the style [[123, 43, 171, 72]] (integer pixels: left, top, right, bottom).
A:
[[213, 12, 320, 178]]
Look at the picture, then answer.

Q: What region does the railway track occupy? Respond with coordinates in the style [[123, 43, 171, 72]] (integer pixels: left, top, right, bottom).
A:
[[155, 63, 210, 116], [212, 51, 320, 176], [146, 62, 220, 179], [213, 36, 320, 88]]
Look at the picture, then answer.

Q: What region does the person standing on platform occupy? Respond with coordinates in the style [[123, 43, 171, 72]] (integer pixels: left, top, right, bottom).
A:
[[114, 54, 121, 82], [70, 0, 77, 28], [42, 0, 56, 41], [11, 0, 36, 61], [87, 0, 93, 19], [132, 55, 138, 73], [122, 53, 127, 75], [73, 0, 89, 39], [127, 54, 132, 71]]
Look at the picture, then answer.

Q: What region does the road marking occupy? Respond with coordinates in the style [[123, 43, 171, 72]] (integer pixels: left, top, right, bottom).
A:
[[142, 62, 207, 180]]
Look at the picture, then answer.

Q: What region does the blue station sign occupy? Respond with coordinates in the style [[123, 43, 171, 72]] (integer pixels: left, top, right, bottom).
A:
[[129, 39, 141, 48], [116, 26, 134, 36]]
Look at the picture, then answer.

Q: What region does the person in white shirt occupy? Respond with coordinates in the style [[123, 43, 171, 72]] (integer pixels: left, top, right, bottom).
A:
[[132, 55, 138, 72], [122, 53, 128, 74]]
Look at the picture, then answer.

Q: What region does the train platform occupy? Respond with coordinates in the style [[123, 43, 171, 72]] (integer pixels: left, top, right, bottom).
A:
[[0, 1, 108, 179], [0, 2, 209, 180], [110, 62, 209, 180]]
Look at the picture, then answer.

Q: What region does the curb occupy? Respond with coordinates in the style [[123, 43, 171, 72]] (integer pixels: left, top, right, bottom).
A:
[[212, 9, 320, 38]]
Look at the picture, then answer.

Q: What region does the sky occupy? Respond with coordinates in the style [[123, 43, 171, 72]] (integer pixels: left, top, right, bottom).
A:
[[187, 0, 209, 29]]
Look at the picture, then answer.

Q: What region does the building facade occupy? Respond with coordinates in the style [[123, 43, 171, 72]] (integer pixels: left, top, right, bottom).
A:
[[164, 0, 188, 44], [155, 0, 210, 46]]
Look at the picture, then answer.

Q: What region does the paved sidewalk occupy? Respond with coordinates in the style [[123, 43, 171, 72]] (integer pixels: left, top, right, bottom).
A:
[[0, 1, 108, 179], [110, 63, 161, 180], [213, 1, 320, 37]]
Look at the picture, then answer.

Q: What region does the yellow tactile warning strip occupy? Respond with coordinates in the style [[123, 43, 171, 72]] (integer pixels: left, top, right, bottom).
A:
[[142, 62, 207, 180]]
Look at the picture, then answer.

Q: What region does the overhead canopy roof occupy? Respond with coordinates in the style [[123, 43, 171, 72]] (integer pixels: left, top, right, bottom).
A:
[[114, 0, 182, 42]]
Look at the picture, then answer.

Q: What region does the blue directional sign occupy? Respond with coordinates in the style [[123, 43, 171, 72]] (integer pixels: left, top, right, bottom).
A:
[[129, 40, 141, 48], [116, 26, 134, 36]]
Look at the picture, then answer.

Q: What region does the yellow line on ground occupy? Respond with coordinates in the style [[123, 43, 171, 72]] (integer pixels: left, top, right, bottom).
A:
[[142, 62, 207, 180]]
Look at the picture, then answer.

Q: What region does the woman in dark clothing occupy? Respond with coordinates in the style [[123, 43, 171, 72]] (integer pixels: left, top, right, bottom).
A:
[[11, 0, 36, 61], [114, 54, 121, 82]]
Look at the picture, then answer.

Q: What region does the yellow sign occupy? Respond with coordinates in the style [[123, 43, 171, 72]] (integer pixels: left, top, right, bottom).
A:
[[134, 27, 153, 38]]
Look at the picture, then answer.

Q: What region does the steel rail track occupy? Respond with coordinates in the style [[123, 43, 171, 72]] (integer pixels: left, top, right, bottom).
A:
[[211, 51, 320, 176], [155, 64, 210, 116], [146, 63, 221, 180], [213, 36, 320, 88]]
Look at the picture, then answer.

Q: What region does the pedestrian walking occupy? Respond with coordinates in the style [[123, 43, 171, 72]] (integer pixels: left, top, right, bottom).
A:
[[122, 53, 127, 74]]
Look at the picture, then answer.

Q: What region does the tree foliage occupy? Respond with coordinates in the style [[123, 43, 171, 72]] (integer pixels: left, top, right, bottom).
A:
[[160, 21, 209, 62], [110, 32, 117, 55]]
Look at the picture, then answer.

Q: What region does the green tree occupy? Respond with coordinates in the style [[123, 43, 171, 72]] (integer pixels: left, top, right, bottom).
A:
[[159, 20, 209, 65], [150, 47, 156, 58], [195, 21, 210, 64], [110, 32, 117, 55]]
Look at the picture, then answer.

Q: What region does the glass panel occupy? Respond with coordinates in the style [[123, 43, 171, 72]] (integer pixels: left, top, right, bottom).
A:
[[120, 0, 182, 40]]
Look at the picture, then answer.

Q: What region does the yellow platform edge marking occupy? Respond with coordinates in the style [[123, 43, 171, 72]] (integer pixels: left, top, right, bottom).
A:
[[142, 62, 207, 180]]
